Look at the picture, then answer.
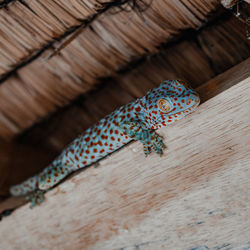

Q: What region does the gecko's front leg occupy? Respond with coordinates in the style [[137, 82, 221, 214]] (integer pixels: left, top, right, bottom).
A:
[[120, 121, 166, 156], [26, 190, 46, 208]]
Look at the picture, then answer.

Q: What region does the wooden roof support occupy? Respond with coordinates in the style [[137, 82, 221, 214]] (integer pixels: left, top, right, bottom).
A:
[[0, 59, 249, 249]]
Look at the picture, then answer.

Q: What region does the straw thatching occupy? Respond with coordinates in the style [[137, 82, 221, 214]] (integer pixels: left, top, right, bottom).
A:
[[0, 0, 221, 139]]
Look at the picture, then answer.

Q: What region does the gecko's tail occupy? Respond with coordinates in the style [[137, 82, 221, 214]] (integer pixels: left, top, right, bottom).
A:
[[9, 175, 40, 196]]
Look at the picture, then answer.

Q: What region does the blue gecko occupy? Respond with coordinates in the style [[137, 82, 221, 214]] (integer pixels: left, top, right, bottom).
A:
[[10, 80, 200, 207]]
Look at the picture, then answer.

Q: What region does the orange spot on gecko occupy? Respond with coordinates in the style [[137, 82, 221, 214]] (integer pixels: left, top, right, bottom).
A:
[[135, 106, 141, 112], [121, 116, 125, 122]]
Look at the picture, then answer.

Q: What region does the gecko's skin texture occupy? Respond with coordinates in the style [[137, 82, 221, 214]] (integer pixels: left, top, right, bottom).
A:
[[10, 80, 200, 207]]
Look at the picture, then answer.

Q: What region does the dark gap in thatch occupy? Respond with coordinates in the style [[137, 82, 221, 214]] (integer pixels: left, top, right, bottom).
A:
[[0, 0, 17, 9]]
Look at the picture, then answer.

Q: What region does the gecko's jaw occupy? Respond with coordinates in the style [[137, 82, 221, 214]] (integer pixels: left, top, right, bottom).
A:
[[170, 96, 200, 118]]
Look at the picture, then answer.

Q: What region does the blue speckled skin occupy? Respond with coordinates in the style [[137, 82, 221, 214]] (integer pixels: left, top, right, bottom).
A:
[[10, 80, 200, 207]]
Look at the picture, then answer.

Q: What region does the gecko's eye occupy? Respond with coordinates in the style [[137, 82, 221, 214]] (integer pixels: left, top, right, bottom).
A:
[[158, 99, 171, 112], [187, 99, 192, 105], [177, 79, 189, 89]]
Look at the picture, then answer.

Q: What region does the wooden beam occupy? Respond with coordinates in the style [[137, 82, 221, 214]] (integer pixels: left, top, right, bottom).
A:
[[197, 57, 250, 102], [0, 61, 249, 248]]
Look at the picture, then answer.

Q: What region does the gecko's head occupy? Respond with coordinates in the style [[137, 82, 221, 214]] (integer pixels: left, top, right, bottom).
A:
[[143, 80, 200, 129]]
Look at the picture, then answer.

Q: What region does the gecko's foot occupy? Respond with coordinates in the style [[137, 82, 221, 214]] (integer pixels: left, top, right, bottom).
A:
[[143, 133, 166, 157], [143, 144, 151, 156], [26, 190, 46, 208], [94, 162, 100, 168]]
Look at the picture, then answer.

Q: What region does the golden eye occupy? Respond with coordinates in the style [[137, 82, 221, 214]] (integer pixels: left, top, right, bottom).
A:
[[177, 79, 189, 89], [186, 99, 192, 105], [158, 99, 171, 112]]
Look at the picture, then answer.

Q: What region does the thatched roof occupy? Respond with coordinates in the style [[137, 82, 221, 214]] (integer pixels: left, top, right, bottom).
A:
[[0, 0, 249, 196], [0, 0, 222, 139]]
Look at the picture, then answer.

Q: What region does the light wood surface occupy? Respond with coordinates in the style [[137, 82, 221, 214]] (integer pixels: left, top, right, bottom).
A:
[[0, 71, 249, 249]]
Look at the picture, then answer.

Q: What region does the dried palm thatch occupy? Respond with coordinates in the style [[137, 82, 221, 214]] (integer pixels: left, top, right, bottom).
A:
[[0, 0, 221, 140], [0, 0, 125, 75]]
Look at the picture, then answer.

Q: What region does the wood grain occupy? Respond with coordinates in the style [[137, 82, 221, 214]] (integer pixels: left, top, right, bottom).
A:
[[0, 74, 249, 248]]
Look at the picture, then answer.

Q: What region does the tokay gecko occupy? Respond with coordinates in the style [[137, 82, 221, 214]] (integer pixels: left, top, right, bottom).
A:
[[10, 80, 200, 207]]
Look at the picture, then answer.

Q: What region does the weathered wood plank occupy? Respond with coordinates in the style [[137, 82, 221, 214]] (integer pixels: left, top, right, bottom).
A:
[[197, 57, 250, 102], [0, 72, 249, 248]]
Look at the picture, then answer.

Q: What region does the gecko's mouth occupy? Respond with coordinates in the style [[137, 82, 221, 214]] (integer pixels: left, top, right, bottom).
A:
[[190, 98, 200, 110], [158, 99, 200, 119], [169, 97, 200, 117]]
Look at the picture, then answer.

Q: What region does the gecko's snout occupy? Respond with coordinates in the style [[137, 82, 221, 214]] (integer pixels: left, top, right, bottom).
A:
[[193, 93, 200, 103]]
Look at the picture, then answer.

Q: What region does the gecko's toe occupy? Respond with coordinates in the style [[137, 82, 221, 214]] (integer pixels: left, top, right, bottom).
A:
[[143, 143, 151, 156], [152, 143, 164, 156], [27, 190, 45, 208]]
